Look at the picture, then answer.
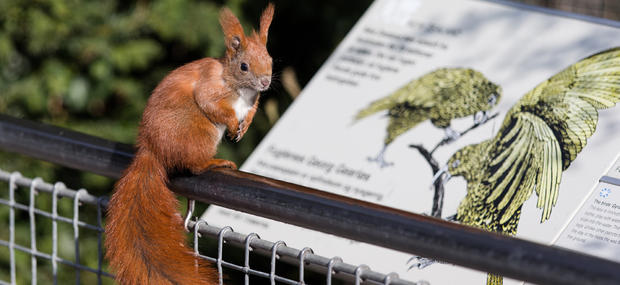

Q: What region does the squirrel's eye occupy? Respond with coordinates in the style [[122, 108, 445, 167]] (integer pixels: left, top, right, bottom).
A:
[[240, 62, 249, 72]]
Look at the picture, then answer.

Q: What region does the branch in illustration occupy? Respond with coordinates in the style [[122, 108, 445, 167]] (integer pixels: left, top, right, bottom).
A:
[[409, 144, 444, 218], [430, 112, 500, 155]]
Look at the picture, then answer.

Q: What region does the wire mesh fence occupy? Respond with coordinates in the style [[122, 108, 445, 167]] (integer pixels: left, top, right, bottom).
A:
[[0, 168, 424, 285], [0, 170, 110, 285]]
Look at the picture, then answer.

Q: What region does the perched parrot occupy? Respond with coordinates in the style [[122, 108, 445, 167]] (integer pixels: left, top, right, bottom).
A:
[[435, 47, 620, 285], [355, 68, 501, 167]]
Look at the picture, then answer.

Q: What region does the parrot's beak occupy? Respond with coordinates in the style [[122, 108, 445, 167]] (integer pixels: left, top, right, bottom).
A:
[[430, 165, 451, 189]]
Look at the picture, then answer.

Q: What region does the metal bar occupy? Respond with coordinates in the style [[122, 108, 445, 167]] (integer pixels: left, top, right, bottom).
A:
[[0, 168, 108, 208], [2, 114, 620, 284], [600, 175, 620, 186], [0, 114, 133, 179], [73, 190, 87, 284], [51, 182, 60, 285], [0, 240, 115, 278], [9, 173, 18, 285], [0, 197, 103, 232], [96, 198, 105, 285], [187, 220, 414, 285], [29, 178, 40, 285]]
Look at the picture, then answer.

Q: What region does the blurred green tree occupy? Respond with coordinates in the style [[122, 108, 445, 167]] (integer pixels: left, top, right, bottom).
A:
[[0, 0, 372, 283], [0, 0, 248, 191], [0, 0, 373, 192]]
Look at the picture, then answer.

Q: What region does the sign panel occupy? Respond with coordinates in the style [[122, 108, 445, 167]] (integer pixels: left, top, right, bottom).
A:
[[204, 1, 620, 283]]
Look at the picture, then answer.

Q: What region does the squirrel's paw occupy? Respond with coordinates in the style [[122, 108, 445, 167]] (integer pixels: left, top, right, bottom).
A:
[[234, 131, 243, 142], [235, 121, 250, 142], [210, 159, 237, 170], [191, 159, 237, 174]]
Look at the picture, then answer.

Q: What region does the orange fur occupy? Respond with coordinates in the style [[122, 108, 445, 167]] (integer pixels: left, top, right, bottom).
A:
[[105, 4, 274, 284], [259, 3, 274, 44]]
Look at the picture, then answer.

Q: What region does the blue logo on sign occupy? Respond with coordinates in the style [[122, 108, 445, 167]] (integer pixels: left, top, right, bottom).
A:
[[599, 188, 611, 198]]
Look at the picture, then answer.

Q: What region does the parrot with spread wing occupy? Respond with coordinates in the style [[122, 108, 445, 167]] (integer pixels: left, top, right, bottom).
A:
[[355, 68, 501, 167], [434, 48, 620, 285]]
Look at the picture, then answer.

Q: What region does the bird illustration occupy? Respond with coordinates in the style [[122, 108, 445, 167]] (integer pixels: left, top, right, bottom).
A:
[[434, 47, 620, 285], [354, 68, 501, 167]]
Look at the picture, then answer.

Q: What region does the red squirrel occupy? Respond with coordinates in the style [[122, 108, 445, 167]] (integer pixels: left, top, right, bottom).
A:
[[104, 4, 274, 284]]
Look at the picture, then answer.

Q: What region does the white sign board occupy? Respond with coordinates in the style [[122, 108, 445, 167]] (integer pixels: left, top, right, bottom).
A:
[[203, 0, 620, 283]]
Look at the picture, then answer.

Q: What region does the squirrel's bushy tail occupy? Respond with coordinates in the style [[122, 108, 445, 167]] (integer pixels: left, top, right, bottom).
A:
[[105, 150, 217, 285]]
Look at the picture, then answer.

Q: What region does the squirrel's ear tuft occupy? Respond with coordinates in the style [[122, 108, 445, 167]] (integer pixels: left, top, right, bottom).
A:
[[220, 7, 245, 53], [259, 3, 274, 45]]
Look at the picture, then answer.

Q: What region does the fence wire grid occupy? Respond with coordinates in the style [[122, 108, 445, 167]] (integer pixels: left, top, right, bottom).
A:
[[0, 169, 423, 285]]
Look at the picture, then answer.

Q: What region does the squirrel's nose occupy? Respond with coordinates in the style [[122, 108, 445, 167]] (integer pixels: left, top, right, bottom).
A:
[[260, 77, 271, 89]]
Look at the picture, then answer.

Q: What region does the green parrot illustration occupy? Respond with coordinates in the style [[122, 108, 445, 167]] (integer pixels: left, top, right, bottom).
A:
[[434, 47, 620, 285], [355, 68, 502, 167]]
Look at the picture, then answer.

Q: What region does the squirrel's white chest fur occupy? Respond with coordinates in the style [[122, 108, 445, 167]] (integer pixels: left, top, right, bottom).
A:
[[215, 88, 257, 141], [233, 88, 257, 121]]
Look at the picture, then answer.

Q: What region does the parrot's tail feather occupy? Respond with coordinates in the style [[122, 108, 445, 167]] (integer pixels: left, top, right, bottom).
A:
[[355, 97, 396, 121], [487, 273, 503, 285]]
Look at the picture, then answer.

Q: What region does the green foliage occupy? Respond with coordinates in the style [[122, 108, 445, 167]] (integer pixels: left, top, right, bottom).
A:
[[0, 0, 248, 187], [0, 0, 250, 135]]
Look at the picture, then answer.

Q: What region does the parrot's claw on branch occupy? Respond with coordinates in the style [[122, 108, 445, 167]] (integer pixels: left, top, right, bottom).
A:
[[473, 110, 489, 125], [445, 214, 458, 222], [367, 154, 394, 168], [431, 112, 500, 155], [406, 212, 459, 271], [444, 127, 461, 142], [367, 146, 394, 168], [407, 256, 436, 270]]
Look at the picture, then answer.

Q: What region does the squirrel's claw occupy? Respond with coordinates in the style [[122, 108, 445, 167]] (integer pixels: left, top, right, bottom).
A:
[[234, 126, 244, 142]]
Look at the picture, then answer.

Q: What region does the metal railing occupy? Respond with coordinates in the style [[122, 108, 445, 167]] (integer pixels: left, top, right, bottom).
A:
[[2, 114, 620, 285], [0, 168, 423, 285]]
